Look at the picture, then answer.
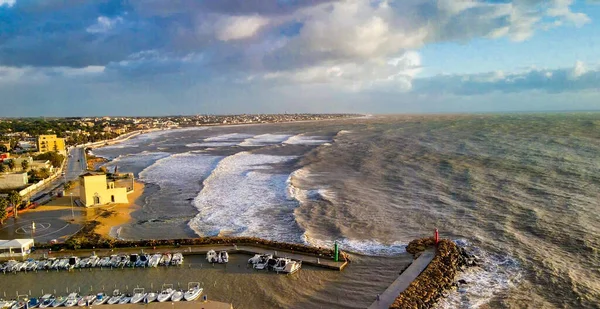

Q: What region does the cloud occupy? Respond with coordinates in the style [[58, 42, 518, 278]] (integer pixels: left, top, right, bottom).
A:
[[0, 0, 15, 7], [0, 65, 104, 83], [214, 15, 269, 41], [412, 62, 600, 95], [86, 16, 124, 33]]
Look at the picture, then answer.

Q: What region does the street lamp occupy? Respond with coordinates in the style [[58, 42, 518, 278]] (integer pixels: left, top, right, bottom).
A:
[[70, 193, 74, 220]]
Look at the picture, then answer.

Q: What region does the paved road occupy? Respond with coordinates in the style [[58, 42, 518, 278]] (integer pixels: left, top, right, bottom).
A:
[[29, 146, 86, 201], [368, 249, 436, 309]]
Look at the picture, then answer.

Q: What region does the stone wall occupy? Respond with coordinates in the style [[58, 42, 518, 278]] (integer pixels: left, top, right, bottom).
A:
[[390, 238, 461, 309]]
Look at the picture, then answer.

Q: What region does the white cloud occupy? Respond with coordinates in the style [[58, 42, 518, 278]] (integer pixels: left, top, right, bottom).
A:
[[86, 16, 124, 34], [0, 66, 105, 83], [0, 0, 15, 7], [214, 15, 269, 41]]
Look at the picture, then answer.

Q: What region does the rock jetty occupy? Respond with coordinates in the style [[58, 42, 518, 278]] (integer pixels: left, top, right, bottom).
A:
[[390, 237, 476, 309]]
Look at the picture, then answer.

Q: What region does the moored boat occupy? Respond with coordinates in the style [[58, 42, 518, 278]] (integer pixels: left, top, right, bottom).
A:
[[145, 292, 158, 303], [272, 258, 302, 274], [118, 294, 132, 305], [63, 293, 81, 307], [253, 254, 273, 270], [51, 296, 67, 308], [107, 290, 123, 305], [218, 251, 229, 264], [156, 285, 174, 303], [38, 294, 55, 308], [206, 250, 218, 263], [130, 288, 146, 304], [91, 293, 108, 306], [170, 290, 183, 302], [183, 282, 203, 301]]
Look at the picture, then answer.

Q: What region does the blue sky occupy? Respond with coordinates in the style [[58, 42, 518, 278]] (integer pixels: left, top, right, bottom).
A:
[[0, 0, 599, 116]]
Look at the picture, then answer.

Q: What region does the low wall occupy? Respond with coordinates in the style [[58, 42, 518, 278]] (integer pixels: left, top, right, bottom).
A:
[[35, 236, 338, 259], [390, 238, 462, 309]]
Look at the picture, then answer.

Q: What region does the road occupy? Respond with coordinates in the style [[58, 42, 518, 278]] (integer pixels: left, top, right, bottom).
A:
[[29, 146, 86, 201]]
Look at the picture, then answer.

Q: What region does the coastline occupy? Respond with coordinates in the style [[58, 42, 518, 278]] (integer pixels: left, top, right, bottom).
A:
[[92, 180, 145, 239]]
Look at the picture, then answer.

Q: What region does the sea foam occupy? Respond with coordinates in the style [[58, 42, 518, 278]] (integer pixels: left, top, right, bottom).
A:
[[188, 152, 302, 242]]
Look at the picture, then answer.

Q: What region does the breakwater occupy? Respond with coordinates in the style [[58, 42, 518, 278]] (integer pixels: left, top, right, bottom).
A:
[[36, 237, 344, 261], [390, 238, 474, 309]]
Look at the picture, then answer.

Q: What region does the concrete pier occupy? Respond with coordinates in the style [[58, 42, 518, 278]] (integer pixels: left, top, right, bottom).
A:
[[367, 249, 435, 309], [94, 300, 232, 309]]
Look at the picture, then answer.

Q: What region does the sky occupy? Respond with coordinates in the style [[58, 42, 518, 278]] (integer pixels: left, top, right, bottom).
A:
[[1, 0, 600, 116]]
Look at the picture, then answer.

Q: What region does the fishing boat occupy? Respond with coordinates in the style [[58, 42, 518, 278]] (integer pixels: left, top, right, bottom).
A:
[[92, 293, 108, 305], [170, 290, 183, 302], [156, 284, 174, 302], [67, 257, 79, 270], [272, 258, 302, 274], [38, 294, 55, 308], [183, 282, 203, 301], [206, 250, 218, 263], [118, 294, 132, 305], [51, 295, 67, 307], [63, 293, 81, 307], [218, 251, 229, 263], [76, 294, 93, 307], [148, 254, 161, 267], [170, 253, 183, 266], [129, 288, 146, 304], [27, 297, 40, 308], [107, 290, 123, 305], [159, 253, 172, 266], [145, 292, 158, 303], [253, 254, 273, 270]]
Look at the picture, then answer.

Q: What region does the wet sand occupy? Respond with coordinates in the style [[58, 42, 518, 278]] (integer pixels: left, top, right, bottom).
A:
[[92, 181, 145, 238]]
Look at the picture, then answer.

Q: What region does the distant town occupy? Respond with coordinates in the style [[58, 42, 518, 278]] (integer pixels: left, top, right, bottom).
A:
[[0, 114, 358, 222]]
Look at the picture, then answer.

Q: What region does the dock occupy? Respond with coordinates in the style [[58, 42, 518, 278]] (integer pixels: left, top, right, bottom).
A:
[[367, 249, 435, 309], [28, 244, 348, 271], [96, 300, 232, 309]]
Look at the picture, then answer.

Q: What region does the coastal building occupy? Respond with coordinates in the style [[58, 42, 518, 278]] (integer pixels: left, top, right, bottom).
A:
[[0, 239, 34, 257], [0, 172, 28, 189], [6, 156, 33, 172], [79, 173, 132, 207], [37, 134, 66, 155]]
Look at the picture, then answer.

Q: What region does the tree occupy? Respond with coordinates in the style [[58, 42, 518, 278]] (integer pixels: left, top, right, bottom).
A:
[[0, 197, 7, 224], [38, 167, 50, 179], [0, 145, 7, 152], [21, 160, 29, 171], [33, 152, 64, 168], [0, 164, 5, 173], [8, 190, 21, 211], [6, 160, 15, 171]]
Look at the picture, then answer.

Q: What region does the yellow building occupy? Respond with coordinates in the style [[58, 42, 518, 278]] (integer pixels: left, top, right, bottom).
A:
[[79, 173, 131, 207], [37, 135, 66, 155]]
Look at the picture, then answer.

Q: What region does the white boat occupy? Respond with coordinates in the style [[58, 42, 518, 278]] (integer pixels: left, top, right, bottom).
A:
[[156, 285, 174, 302], [98, 257, 111, 267], [88, 255, 100, 268], [170, 290, 183, 302], [253, 254, 273, 270], [148, 254, 161, 267], [248, 254, 262, 264], [63, 293, 81, 307], [28, 297, 40, 308], [118, 294, 132, 305], [206, 250, 218, 263], [170, 253, 183, 266], [272, 258, 302, 274], [77, 258, 89, 268], [76, 294, 93, 307], [218, 251, 229, 263], [130, 288, 146, 304], [92, 293, 108, 306], [25, 260, 38, 271], [38, 294, 55, 308], [51, 296, 67, 307], [183, 282, 203, 301], [159, 253, 172, 266], [108, 255, 120, 267], [10, 300, 27, 309], [1, 301, 16, 309], [136, 254, 148, 267], [145, 292, 158, 303], [107, 290, 123, 305]]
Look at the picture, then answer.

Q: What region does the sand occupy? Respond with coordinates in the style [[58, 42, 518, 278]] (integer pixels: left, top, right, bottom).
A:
[[93, 180, 145, 238]]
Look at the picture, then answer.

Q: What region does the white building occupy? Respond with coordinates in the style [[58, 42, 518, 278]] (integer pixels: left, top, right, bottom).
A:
[[0, 239, 34, 257]]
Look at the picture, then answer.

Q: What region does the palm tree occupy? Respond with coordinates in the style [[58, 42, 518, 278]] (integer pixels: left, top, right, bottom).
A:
[[21, 160, 29, 171], [8, 190, 21, 211], [6, 160, 15, 171], [0, 197, 8, 224]]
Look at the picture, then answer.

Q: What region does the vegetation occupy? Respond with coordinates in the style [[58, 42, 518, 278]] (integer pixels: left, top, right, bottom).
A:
[[0, 164, 5, 173], [8, 190, 21, 210], [34, 151, 64, 168], [20, 160, 29, 171], [0, 197, 7, 224], [6, 159, 15, 171]]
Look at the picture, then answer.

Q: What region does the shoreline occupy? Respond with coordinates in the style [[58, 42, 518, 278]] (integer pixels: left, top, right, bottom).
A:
[[92, 180, 145, 239]]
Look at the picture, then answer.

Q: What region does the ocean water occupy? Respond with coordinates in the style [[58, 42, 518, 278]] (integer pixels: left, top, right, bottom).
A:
[[92, 114, 600, 308]]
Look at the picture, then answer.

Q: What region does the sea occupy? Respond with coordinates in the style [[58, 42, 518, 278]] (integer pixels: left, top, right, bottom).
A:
[[89, 113, 600, 308]]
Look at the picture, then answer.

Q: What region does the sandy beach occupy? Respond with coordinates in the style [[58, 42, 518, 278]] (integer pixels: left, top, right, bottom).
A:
[[92, 180, 145, 238]]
